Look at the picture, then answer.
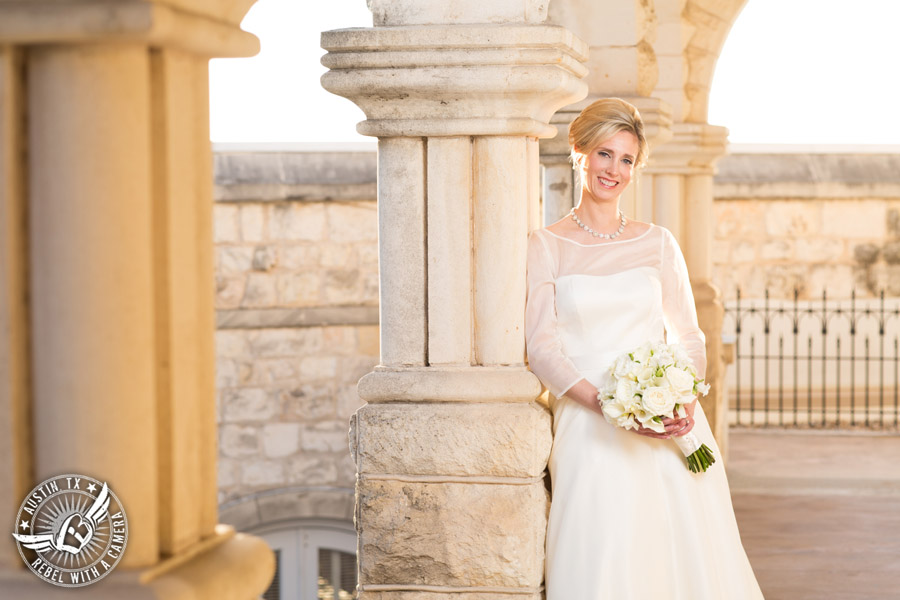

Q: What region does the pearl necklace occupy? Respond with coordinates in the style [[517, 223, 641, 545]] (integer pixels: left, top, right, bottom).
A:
[[569, 208, 627, 240]]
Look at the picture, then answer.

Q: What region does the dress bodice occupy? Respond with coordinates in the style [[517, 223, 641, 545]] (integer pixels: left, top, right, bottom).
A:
[[525, 225, 706, 399], [555, 267, 665, 388]]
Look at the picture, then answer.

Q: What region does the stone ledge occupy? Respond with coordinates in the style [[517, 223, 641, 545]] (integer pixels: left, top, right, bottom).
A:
[[0, 2, 258, 57], [714, 181, 900, 199], [0, 525, 273, 599], [321, 25, 588, 61], [213, 151, 377, 203], [717, 153, 900, 184], [215, 182, 376, 203], [216, 306, 378, 329], [358, 367, 542, 403], [145, 526, 274, 599]]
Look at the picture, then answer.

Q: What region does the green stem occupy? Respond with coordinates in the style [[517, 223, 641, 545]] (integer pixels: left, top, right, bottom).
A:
[[686, 444, 717, 473]]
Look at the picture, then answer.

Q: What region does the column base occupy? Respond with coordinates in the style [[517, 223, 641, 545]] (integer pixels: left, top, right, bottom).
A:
[[0, 525, 274, 599], [693, 280, 728, 460]]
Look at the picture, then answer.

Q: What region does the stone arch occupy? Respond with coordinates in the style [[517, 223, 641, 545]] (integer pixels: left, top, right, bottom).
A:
[[220, 487, 355, 533], [680, 0, 749, 123]]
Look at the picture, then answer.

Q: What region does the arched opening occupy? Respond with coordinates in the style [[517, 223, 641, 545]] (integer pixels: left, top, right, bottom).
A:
[[257, 522, 357, 600]]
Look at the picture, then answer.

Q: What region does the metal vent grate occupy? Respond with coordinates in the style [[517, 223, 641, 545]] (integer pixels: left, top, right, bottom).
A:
[[262, 548, 281, 600]]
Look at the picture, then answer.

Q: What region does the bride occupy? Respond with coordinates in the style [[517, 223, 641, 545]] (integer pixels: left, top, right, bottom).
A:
[[525, 98, 764, 599]]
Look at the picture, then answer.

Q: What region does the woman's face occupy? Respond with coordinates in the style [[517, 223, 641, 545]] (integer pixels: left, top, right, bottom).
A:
[[580, 130, 639, 203]]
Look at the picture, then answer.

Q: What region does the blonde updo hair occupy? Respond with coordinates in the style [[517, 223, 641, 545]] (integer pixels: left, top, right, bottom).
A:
[[568, 98, 648, 171]]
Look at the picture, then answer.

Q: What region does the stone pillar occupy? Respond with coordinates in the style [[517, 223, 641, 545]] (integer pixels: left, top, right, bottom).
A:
[[322, 7, 588, 598], [540, 106, 581, 225], [0, 2, 273, 597], [645, 123, 730, 452]]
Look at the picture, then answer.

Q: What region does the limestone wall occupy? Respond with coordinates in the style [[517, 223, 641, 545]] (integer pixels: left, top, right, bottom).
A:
[[712, 151, 900, 301], [212, 149, 379, 511]]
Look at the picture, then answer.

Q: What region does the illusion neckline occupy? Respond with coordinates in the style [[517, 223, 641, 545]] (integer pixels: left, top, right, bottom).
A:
[[543, 223, 655, 247]]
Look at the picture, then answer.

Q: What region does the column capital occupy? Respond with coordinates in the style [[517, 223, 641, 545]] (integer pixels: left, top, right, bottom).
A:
[[0, 0, 258, 57], [644, 121, 729, 175], [321, 24, 589, 138]]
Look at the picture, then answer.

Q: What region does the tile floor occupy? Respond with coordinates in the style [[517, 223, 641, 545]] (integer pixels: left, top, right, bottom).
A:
[[728, 429, 900, 600]]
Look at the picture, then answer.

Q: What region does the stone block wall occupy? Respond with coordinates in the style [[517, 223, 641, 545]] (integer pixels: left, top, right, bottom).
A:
[[212, 149, 379, 507], [216, 325, 377, 502], [712, 152, 900, 300], [212, 190, 379, 312]]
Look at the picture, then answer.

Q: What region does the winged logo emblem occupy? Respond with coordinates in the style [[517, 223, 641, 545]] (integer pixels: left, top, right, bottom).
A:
[[13, 482, 110, 555]]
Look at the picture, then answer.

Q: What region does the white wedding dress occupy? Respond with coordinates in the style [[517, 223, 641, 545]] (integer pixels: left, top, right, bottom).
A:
[[525, 224, 763, 600]]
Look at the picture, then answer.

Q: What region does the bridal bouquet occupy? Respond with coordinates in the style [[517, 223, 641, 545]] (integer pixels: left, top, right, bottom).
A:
[[597, 341, 716, 473]]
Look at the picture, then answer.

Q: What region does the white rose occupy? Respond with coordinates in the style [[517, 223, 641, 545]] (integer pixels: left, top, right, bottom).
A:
[[613, 355, 633, 378], [696, 381, 711, 396], [631, 342, 652, 364], [649, 348, 674, 369], [665, 367, 695, 395], [640, 386, 677, 417]]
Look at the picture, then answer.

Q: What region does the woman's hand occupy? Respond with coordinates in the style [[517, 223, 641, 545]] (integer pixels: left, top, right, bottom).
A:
[[629, 422, 672, 439], [629, 399, 697, 439], [666, 399, 697, 438], [565, 381, 698, 439]]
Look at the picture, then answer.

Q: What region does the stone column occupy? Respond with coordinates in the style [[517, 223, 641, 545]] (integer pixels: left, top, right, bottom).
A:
[[540, 106, 581, 225], [645, 123, 730, 452], [322, 7, 588, 598], [0, 2, 273, 597]]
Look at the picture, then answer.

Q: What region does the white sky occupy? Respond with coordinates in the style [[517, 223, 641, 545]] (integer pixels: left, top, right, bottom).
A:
[[209, 0, 900, 145]]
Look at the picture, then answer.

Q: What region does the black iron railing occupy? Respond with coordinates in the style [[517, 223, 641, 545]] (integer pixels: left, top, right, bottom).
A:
[[722, 289, 900, 428]]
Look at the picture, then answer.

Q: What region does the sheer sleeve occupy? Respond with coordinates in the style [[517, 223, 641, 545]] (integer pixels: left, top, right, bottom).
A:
[[525, 230, 584, 398], [660, 228, 707, 379]]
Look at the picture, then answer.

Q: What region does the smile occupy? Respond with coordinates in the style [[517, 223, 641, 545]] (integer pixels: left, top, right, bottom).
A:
[[598, 177, 618, 188]]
